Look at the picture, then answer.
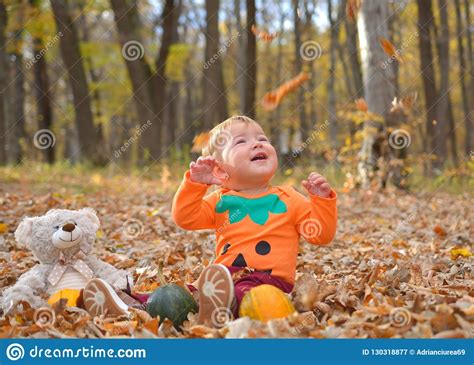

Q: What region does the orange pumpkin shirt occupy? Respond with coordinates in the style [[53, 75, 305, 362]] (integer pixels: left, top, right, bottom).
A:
[[172, 170, 338, 285]]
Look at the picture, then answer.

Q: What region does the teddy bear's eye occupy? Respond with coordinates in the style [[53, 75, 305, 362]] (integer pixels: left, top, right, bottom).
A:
[[53, 225, 60, 230], [72, 221, 77, 226]]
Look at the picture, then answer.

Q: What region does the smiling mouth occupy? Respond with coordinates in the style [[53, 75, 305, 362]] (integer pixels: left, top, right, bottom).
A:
[[59, 237, 78, 243], [250, 153, 268, 161]]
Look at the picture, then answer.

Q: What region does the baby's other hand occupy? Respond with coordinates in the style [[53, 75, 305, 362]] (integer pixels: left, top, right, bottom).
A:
[[302, 172, 332, 198], [189, 156, 223, 185]]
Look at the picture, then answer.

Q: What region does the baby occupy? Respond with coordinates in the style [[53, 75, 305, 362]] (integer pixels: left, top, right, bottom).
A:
[[172, 115, 337, 326]]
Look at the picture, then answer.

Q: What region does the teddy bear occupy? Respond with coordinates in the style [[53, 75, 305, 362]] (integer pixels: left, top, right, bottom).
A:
[[0, 208, 136, 317]]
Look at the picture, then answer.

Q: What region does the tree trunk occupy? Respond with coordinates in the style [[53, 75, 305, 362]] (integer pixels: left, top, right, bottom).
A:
[[357, 0, 395, 116], [334, 0, 353, 97], [344, 4, 364, 98], [293, 0, 308, 143], [243, 0, 256, 118], [388, 3, 401, 96], [235, 0, 246, 112], [202, 0, 228, 128], [0, 0, 7, 165], [110, 0, 155, 162], [155, 0, 179, 157], [433, 0, 451, 168], [273, 5, 286, 158], [416, 0, 440, 172], [356, 0, 396, 187], [9, 7, 25, 164], [163, 0, 182, 157], [327, 0, 338, 149], [110, 0, 179, 161], [50, 0, 104, 164], [76, 4, 108, 161], [182, 19, 200, 149], [303, 0, 317, 134], [463, 0, 473, 155], [29, 0, 54, 164], [454, 0, 472, 156], [32, 37, 55, 164]]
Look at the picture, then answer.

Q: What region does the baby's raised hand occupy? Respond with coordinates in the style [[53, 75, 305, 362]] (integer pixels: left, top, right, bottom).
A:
[[302, 172, 332, 198], [189, 156, 223, 185]]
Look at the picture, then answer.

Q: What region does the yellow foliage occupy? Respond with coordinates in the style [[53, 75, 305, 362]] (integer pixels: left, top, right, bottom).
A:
[[450, 247, 472, 260], [0, 223, 8, 234], [165, 43, 192, 82]]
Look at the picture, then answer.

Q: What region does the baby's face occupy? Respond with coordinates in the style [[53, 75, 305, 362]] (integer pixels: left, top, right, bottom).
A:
[[216, 122, 278, 190]]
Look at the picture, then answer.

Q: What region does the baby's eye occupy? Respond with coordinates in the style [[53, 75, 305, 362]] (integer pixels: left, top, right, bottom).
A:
[[258, 137, 268, 142], [235, 139, 245, 145]]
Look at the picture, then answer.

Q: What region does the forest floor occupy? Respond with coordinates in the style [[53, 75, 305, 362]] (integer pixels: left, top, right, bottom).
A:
[[0, 165, 472, 338]]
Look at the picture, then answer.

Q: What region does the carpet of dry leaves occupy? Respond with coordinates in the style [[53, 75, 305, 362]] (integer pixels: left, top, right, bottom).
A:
[[0, 174, 472, 339]]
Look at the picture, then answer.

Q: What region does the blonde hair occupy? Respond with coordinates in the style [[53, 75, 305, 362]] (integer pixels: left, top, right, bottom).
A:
[[202, 115, 257, 156]]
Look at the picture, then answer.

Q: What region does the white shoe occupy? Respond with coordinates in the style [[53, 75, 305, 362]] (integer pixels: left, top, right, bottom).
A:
[[197, 264, 235, 327], [83, 278, 129, 317]]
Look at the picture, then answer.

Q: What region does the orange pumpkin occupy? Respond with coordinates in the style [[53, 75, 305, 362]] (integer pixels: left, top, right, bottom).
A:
[[47, 289, 82, 307], [239, 284, 296, 322]]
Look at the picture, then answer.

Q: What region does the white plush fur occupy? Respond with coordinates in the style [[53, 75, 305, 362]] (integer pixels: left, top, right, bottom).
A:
[[1, 208, 131, 314]]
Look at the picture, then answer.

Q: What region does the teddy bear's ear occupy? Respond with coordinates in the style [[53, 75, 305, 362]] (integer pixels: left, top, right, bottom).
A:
[[14, 217, 34, 245], [80, 208, 100, 230]]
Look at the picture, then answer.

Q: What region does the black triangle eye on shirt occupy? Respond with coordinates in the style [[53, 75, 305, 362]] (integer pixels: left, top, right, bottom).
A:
[[221, 243, 231, 255], [227, 240, 272, 269], [221, 241, 272, 257]]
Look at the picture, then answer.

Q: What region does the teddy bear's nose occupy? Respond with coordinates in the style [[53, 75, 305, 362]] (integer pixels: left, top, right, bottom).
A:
[[62, 223, 76, 232]]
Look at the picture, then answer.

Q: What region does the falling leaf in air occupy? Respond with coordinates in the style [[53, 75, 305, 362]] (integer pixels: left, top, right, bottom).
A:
[[191, 132, 210, 153], [379, 37, 404, 64], [251, 25, 279, 42], [262, 72, 309, 111]]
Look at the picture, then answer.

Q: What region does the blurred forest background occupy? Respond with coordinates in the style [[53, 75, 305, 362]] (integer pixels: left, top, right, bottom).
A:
[[0, 0, 472, 191]]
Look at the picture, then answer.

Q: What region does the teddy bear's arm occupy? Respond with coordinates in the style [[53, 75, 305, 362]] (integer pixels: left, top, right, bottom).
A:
[[0, 265, 49, 313], [87, 257, 132, 290]]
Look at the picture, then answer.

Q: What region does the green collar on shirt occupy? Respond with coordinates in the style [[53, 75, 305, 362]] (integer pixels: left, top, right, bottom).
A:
[[215, 194, 287, 225]]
